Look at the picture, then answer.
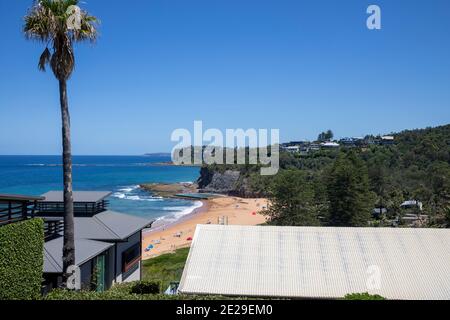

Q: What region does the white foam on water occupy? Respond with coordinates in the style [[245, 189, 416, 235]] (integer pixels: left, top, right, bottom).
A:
[[118, 185, 140, 193], [112, 193, 163, 201], [112, 185, 163, 201], [155, 200, 203, 225]]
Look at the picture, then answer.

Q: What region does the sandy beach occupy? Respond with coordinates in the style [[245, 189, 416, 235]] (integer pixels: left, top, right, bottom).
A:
[[142, 197, 268, 259]]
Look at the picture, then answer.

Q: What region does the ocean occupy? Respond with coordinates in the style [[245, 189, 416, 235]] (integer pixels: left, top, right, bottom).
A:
[[0, 155, 202, 224]]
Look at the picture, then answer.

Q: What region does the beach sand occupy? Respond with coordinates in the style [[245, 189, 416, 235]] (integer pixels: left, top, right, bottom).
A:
[[142, 197, 268, 259]]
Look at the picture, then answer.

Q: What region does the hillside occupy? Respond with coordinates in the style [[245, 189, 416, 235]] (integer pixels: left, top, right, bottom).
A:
[[197, 124, 450, 226]]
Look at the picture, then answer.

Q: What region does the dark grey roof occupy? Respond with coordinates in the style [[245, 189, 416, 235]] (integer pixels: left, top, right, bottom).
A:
[[40, 191, 112, 203], [44, 237, 113, 273], [75, 210, 153, 241], [0, 194, 45, 202]]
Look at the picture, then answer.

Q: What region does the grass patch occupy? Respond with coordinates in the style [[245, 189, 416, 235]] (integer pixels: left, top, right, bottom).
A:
[[142, 247, 190, 290]]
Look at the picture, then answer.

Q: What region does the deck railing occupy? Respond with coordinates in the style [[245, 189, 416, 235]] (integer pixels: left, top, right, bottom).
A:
[[36, 200, 109, 217], [43, 218, 64, 240], [0, 200, 37, 226], [0, 197, 64, 240]]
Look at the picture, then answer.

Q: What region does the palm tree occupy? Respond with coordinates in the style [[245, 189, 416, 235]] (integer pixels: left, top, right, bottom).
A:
[[24, 0, 98, 287]]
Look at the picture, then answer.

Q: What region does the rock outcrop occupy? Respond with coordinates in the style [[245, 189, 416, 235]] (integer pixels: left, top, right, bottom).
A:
[[197, 166, 263, 198]]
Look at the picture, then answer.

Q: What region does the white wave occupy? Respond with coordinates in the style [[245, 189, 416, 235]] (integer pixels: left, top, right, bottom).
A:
[[118, 185, 140, 193], [163, 201, 203, 218], [148, 201, 204, 229], [111, 192, 163, 202], [112, 192, 126, 199]]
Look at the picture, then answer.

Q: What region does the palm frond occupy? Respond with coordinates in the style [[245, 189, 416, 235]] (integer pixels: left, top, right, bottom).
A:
[[38, 47, 52, 71], [24, 0, 98, 80]]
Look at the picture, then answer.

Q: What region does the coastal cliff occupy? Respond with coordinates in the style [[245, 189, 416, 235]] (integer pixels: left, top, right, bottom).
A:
[[197, 166, 265, 198]]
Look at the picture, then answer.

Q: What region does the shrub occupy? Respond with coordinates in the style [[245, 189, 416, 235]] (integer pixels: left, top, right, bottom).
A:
[[130, 281, 161, 294], [344, 293, 386, 300], [45, 281, 242, 300], [45, 288, 233, 300], [0, 219, 44, 300]]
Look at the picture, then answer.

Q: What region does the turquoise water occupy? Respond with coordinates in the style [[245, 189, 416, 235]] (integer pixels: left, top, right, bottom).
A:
[[0, 155, 201, 223]]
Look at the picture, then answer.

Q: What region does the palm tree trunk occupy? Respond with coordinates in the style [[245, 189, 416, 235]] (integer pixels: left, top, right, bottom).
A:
[[59, 79, 75, 287]]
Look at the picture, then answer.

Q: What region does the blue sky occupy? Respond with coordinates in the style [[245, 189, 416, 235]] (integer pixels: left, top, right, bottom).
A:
[[0, 0, 449, 155]]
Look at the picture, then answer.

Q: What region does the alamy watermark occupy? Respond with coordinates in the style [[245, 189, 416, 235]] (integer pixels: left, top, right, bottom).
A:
[[366, 265, 382, 291], [367, 4, 381, 30], [66, 5, 82, 30], [171, 121, 280, 176]]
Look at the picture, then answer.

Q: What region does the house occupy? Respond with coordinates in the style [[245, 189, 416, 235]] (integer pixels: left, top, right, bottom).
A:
[[380, 136, 395, 145], [281, 141, 310, 154], [37, 191, 153, 293], [179, 225, 450, 300], [0, 192, 153, 294], [340, 137, 356, 147], [320, 141, 340, 149], [372, 207, 387, 218], [309, 143, 321, 151], [340, 137, 365, 148], [283, 146, 300, 153], [400, 200, 423, 211]]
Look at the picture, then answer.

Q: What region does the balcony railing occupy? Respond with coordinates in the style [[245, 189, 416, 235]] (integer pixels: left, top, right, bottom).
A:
[[36, 200, 109, 217], [0, 196, 42, 226], [0, 195, 64, 241], [43, 217, 64, 240]]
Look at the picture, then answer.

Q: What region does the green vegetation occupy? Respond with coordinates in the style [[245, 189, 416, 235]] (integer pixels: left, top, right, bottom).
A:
[[318, 129, 334, 142], [326, 152, 374, 227], [203, 124, 450, 227], [344, 293, 386, 300], [45, 283, 229, 300], [0, 219, 44, 300], [264, 170, 321, 226], [142, 247, 190, 290], [129, 281, 161, 295], [46, 249, 250, 300]]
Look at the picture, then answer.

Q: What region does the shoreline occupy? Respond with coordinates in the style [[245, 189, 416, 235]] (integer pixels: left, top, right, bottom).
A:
[[144, 199, 210, 233], [142, 196, 268, 259]]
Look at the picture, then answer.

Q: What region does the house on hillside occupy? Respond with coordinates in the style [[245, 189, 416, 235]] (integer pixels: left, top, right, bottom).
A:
[[340, 137, 356, 147], [400, 200, 423, 211], [320, 142, 340, 149], [309, 143, 321, 151], [340, 137, 365, 148], [372, 207, 387, 219], [283, 146, 300, 153], [0, 192, 153, 294], [38, 191, 153, 292], [399, 200, 427, 227], [380, 136, 395, 145]]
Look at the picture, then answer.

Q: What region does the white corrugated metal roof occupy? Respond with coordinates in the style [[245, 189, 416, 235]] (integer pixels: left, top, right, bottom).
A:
[[179, 225, 450, 300]]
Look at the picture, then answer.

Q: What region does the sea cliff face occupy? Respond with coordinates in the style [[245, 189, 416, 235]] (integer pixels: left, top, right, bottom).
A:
[[197, 166, 263, 198]]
